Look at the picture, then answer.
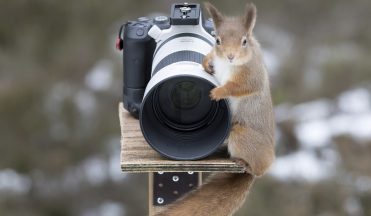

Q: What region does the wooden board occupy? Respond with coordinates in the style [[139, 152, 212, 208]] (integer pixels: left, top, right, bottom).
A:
[[119, 103, 245, 173]]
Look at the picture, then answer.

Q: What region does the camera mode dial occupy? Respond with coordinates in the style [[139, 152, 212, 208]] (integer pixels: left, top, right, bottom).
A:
[[154, 16, 171, 29], [154, 16, 169, 25]]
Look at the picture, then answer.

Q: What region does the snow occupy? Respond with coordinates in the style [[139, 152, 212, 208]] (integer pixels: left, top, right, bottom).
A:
[[275, 88, 371, 149], [291, 99, 333, 122], [81, 153, 125, 185], [262, 49, 280, 75], [108, 137, 128, 182], [274, 103, 293, 122], [99, 202, 126, 216], [30, 137, 127, 194], [294, 110, 371, 149], [82, 157, 108, 186], [81, 201, 126, 216], [257, 25, 294, 76], [303, 43, 362, 90], [344, 196, 363, 216], [274, 99, 333, 123], [329, 113, 371, 140], [354, 176, 371, 193], [44, 81, 99, 140], [269, 150, 337, 181], [73, 90, 97, 116], [295, 119, 331, 148], [74, 138, 127, 186], [0, 169, 31, 194], [44, 82, 73, 117], [73, 89, 98, 137], [272, 87, 371, 182], [44, 84, 71, 140], [85, 60, 114, 91], [338, 88, 370, 114]]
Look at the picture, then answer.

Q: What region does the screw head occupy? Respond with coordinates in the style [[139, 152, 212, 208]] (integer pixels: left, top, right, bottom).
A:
[[172, 175, 179, 182], [157, 197, 164, 204]]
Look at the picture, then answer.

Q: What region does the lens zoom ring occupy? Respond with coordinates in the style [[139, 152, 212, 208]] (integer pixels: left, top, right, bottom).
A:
[[152, 51, 205, 75]]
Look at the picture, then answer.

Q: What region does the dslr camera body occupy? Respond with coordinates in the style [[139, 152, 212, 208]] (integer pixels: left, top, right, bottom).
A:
[[118, 3, 231, 160]]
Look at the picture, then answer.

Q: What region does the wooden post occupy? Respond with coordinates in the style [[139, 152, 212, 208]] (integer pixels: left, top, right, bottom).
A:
[[119, 103, 244, 214]]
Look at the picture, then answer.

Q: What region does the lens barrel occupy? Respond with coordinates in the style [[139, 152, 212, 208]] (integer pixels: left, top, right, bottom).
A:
[[140, 21, 231, 160], [140, 64, 231, 160]]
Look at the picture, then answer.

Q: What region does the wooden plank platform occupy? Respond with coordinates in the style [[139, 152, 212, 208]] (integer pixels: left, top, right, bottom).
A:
[[119, 103, 245, 173]]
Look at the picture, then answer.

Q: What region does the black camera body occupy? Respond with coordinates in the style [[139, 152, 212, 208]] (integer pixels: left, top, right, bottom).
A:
[[120, 3, 214, 118]]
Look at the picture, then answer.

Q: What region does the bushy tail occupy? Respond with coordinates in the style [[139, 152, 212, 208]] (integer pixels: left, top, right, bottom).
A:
[[155, 173, 255, 216]]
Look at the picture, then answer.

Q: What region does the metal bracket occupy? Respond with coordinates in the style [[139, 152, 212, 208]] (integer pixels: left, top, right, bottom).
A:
[[153, 172, 199, 206]]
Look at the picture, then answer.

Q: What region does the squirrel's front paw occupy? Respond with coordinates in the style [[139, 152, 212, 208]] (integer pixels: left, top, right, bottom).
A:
[[210, 87, 228, 101], [202, 58, 214, 75], [204, 62, 214, 75]]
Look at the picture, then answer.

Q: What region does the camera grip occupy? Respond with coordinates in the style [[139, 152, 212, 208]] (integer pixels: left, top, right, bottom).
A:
[[122, 21, 156, 117]]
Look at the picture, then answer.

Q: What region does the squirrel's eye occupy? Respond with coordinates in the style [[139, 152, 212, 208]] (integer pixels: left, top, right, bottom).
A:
[[216, 37, 221, 45], [242, 38, 247, 47]]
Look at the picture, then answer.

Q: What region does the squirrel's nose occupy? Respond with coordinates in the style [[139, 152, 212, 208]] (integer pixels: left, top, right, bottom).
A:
[[227, 54, 235, 61]]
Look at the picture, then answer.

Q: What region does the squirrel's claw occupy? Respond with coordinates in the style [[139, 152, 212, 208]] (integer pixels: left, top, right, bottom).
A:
[[202, 56, 214, 75], [231, 158, 253, 174], [210, 87, 228, 101], [204, 62, 214, 75]]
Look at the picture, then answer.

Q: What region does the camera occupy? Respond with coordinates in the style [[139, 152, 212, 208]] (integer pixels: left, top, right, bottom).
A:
[[117, 3, 231, 160]]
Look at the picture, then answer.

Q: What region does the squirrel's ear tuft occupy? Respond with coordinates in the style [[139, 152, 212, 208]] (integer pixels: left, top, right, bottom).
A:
[[244, 3, 257, 35], [204, 2, 224, 29]]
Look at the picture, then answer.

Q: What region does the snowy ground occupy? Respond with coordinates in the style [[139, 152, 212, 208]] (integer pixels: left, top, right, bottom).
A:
[[270, 87, 371, 182]]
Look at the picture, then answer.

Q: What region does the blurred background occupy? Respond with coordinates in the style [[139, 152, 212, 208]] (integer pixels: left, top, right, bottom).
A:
[[1, 0, 370, 215]]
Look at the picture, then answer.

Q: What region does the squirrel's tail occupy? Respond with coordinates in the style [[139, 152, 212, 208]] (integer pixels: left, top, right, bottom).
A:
[[155, 173, 255, 216]]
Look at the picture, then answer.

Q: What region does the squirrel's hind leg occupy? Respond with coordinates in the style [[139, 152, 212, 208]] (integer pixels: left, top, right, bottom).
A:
[[228, 123, 275, 177]]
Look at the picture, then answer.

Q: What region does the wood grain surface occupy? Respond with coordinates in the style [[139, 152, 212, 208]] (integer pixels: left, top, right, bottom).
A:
[[119, 103, 245, 173]]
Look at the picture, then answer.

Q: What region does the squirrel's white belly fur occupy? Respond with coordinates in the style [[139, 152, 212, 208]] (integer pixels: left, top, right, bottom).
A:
[[213, 57, 239, 114]]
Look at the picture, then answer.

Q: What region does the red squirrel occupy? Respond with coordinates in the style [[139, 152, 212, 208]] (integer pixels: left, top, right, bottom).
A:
[[156, 2, 275, 216]]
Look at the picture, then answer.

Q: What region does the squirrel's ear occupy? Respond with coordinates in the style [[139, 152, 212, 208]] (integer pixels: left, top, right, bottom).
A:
[[204, 2, 224, 29], [244, 3, 257, 35]]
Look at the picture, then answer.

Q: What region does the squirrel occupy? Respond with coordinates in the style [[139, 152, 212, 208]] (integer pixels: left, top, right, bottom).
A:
[[155, 2, 275, 216]]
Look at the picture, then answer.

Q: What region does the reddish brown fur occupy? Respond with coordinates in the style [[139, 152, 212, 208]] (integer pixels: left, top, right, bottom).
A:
[[155, 173, 254, 216], [155, 2, 275, 216]]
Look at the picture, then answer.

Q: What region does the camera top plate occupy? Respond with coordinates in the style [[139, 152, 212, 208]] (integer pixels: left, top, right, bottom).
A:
[[170, 3, 200, 25]]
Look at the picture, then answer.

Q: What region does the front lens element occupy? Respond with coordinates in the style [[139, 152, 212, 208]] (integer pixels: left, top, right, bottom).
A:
[[155, 77, 216, 131], [171, 81, 201, 109]]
